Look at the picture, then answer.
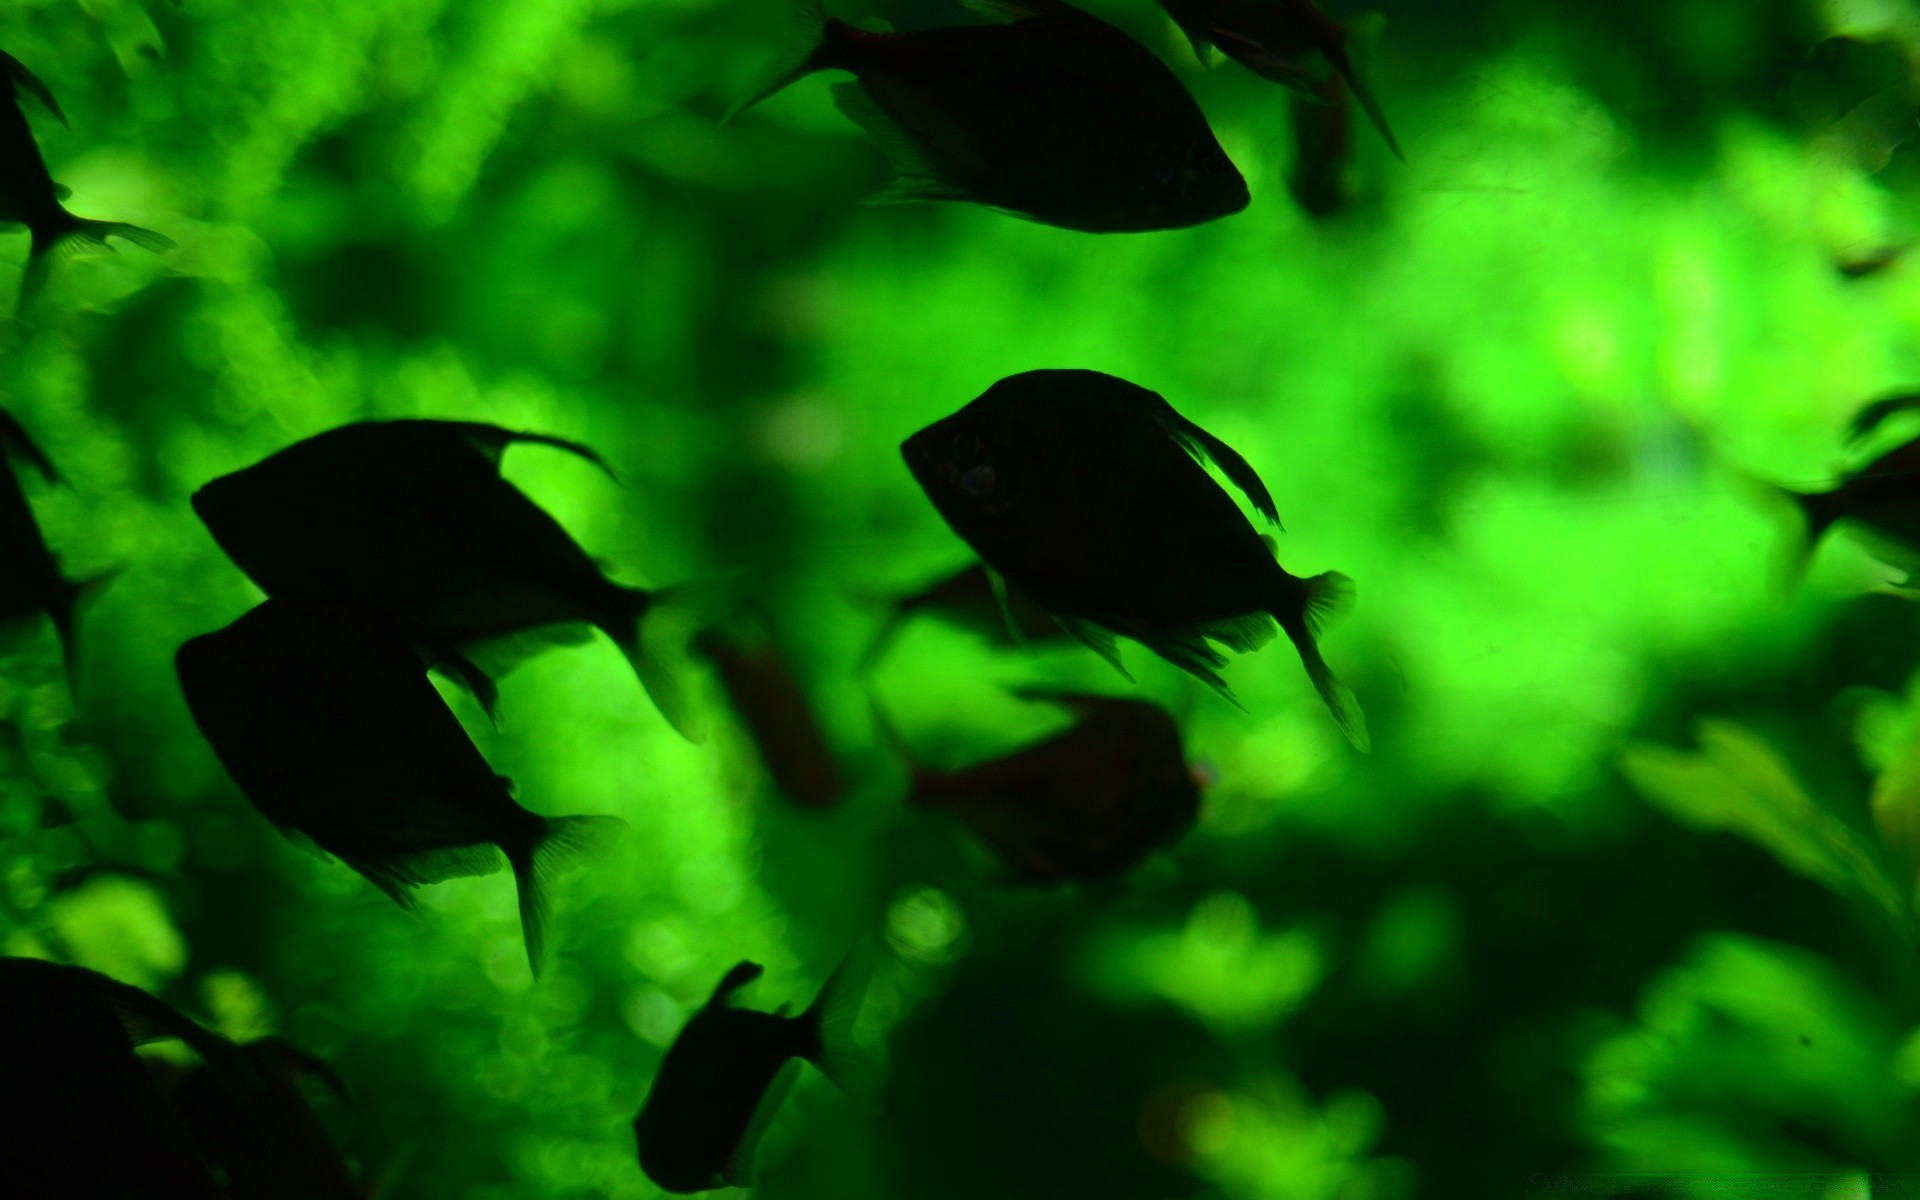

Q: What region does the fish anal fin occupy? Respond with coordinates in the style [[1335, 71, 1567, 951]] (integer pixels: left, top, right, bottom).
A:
[[1, 51, 66, 125], [722, 1059, 802, 1188], [1054, 613, 1133, 681]]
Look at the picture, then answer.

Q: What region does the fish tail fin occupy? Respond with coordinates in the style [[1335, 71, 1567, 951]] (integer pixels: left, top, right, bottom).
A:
[[800, 954, 884, 1111], [609, 582, 718, 744], [726, 0, 844, 122], [1277, 571, 1369, 752], [510, 814, 627, 975], [49, 569, 118, 696], [24, 214, 174, 300], [1323, 43, 1402, 162]]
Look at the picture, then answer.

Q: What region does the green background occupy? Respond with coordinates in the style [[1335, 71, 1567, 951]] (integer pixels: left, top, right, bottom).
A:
[[6, 0, 1920, 1195]]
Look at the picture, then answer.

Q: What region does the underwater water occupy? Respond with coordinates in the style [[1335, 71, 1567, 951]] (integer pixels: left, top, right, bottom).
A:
[[10, 0, 1920, 1196]]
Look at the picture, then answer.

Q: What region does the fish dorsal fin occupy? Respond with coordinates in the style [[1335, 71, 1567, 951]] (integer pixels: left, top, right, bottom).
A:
[[714, 960, 766, 1005], [722, 1058, 802, 1189], [1153, 401, 1281, 528], [960, 0, 1083, 23], [829, 83, 974, 207], [1849, 393, 1920, 444], [451, 422, 619, 481], [1, 52, 67, 126], [0, 409, 60, 484]]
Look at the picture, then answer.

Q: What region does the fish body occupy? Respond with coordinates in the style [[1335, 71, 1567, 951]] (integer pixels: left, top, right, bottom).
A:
[[1154, 0, 1401, 159], [176, 596, 624, 971], [191, 419, 703, 740], [911, 691, 1199, 882], [866, 562, 1067, 670], [901, 369, 1365, 748], [172, 1038, 366, 1200], [0, 957, 248, 1200], [0, 51, 172, 297], [1287, 71, 1355, 216], [735, 0, 1247, 232], [634, 960, 875, 1193], [698, 628, 844, 808]]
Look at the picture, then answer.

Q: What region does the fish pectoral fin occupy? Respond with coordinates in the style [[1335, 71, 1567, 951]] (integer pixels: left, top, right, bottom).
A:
[[828, 83, 972, 206], [280, 826, 337, 864], [723, 1059, 804, 1188], [1154, 403, 1282, 528]]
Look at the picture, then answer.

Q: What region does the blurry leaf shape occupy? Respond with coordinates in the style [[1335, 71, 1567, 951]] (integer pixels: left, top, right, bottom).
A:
[[1581, 935, 1911, 1172], [1185, 1079, 1413, 1200], [1086, 893, 1328, 1035], [201, 967, 277, 1042], [1620, 720, 1910, 930], [46, 873, 185, 991]]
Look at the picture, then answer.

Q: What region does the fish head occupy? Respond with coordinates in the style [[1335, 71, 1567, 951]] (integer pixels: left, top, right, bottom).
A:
[[901, 405, 1023, 526], [1146, 136, 1250, 226]]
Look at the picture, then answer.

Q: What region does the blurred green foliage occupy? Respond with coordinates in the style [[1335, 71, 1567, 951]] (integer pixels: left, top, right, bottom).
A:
[[10, 0, 1920, 1196]]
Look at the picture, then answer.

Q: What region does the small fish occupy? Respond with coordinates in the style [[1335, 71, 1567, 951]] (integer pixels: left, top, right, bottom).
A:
[[634, 959, 879, 1193], [861, 561, 1067, 670], [1287, 71, 1355, 217], [0, 51, 173, 299], [1154, 0, 1402, 160], [697, 626, 844, 808], [1, 956, 254, 1200], [0, 408, 109, 675], [175, 596, 626, 973], [191, 419, 706, 740], [901, 369, 1367, 749], [732, 0, 1248, 233], [171, 1038, 367, 1200], [1837, 245, 1905, 280], [895, 689, 1201, 882]]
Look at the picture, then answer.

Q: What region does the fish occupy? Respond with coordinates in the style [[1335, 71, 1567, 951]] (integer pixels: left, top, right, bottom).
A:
[[1287, 71, 1356, 217], [0, 407, 109, 676], [860, 561, 1067, 670], [175, 595, 627, 973], [0, 50, 173, 299], [1153, 0, 1402, 160], [731, 0, 1248, 233], [170, 1038, 368, 1200], [892, 689, 1201, 882], [190, 419, 707, 741], [0, 956, 255, 1200], [1777, 435, 1920, 581], [633, 959, 879, 1193], [697, 625, 844, 808], [901, 368, 1368, 750]]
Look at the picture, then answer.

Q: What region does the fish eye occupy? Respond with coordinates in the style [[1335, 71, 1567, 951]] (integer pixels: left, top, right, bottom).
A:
[[951, 430, 984, 462], [1154, 165, 1178, 187], [959, 464, 996, 498]]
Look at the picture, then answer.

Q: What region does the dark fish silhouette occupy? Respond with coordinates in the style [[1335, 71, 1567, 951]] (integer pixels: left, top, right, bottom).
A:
[[1287, 72, 1355, 216], [697, 626, 844, 808], [1, 956, 255, 1200], [1154, 0, 1401, 160], [1778, 436, 1920, 579], [633, 959, 878, 1193], [862, 561, 1067, 670], [0, 51, 172, 299], [897, 689, 1201, 882], [901, 369, 1367, 749], [171, 1038, 367, 1200], [733, 0, 1248, 233], [1837, 246, 1905, 280], [0, 408, 108, 675], [190, 419, 706, 741], [175, 596, 626, 973]]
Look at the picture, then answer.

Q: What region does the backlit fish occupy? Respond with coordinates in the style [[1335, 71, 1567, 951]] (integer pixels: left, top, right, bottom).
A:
[[897, 689, 1201, 883], [732, 0, 1248, 233], [861, 561, 1067, 670], [1154, 0, 1402, 160], [0, 50, 172, 298], [0, 407, 108, 676], [697, 625, 844, 808], [1287, 72, 1356, 216], [1, 956, 254, 1200], [171, 1038, 367, 1200], [633, 959, 879, 1193], [901, 368, 1367, 749], [191, 419, 706, 741], [176, 595, 626, 973]]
